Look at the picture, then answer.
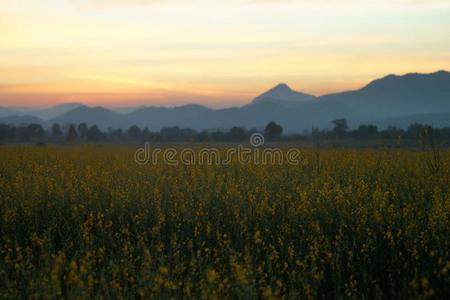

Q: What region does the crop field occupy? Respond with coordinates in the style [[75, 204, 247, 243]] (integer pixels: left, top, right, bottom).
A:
[[0, 146, 449, 299]]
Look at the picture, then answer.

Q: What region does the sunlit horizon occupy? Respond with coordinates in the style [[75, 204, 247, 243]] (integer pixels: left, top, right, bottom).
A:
[[1, 0, 449, 108]]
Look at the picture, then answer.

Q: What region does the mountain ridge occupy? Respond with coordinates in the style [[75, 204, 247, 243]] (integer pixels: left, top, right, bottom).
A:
[[250, 83, 316, 108], [0, 70, 449, 132]]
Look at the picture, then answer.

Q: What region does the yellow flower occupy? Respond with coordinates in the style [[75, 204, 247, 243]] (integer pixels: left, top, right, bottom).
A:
[[254, 230, 263, 245], [207, 269, 220, 284]]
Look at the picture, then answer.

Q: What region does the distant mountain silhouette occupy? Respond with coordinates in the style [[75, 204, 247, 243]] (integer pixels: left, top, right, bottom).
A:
[[124, 104, 212, 129], [30, 103, 84, 120], [51, 106, 120, 128], [0, 107, 17, 118], [0, 115, 45, 126], [0, 103, 83, 120], [193, 100, 353, 131], [251, 83, 315, 107], [319, 70, 450, 121], [1, 71, 449, 132], [375, 112, 450, 129]]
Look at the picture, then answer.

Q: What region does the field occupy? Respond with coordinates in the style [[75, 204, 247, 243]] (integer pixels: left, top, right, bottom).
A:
[[0, 146, 449, 299]]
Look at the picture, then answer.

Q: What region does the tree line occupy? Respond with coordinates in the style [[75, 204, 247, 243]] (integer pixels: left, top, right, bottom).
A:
[[0, 119, 449, 144], [311, 119, 450, 140]]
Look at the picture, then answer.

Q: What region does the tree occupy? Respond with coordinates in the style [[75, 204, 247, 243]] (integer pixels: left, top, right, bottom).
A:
[[180, 128, 197, 142], [407, 123, 427, 139], [160, 127, 181, 141], [127, 125, 142, 140], [355, 124, 378, 139], [78, 123, 89, 139], [87, 125, 104, 141], [0, 124, 14, 141], [332, 119, 348, 138], [196, 131, 210, 142], [381, 126, 404, 139], [264, 121, 283, 140], [24, 124, 45, 141], [227, 127, 247, 142], [51, 124, 63, 139], [110, 128, 123, 141], [142, 128, 151, 140], [210, 131, 225, 142], [66, 125, 78, 142]]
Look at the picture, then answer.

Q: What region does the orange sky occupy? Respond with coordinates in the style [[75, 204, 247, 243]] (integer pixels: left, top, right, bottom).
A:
[[1, 0, 449, 108]]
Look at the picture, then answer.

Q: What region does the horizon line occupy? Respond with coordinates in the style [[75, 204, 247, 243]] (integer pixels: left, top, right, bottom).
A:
[[1, 69, 448, 110]]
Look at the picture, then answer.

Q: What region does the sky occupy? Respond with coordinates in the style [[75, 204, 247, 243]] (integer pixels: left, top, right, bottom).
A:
[[0, 0, 449, 108]]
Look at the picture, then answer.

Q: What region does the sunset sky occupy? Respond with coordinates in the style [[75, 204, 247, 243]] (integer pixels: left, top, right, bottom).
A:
[[1, 0, 449, 107]]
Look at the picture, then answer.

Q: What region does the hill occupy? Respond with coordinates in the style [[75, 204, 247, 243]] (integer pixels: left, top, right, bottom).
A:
[[318, 70, 450, 120], [250, 83, 316, 107], [1, 71, 448, 132]]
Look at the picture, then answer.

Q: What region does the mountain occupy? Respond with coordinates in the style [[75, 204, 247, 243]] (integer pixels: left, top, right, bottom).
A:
[[50, 106, 120, 128], [1, 70, 449, 132], [318, 70, 450, 121], [375, 112, 450, 129], [0, 107, 18, 118], [0, 115, 45, 126], [124, 104, 212, 130], [251, 83, 316, 107], [49, 104, 213, 130], [190, 100, 354, 132], [29, 103, 83, 120], [60, 101, 350, 132], [0, 103, 83, 120], [111, 106, 144, 114]]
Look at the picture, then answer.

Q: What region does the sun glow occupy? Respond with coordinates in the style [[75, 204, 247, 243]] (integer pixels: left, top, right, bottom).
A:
[[1, 0, 449, 107]]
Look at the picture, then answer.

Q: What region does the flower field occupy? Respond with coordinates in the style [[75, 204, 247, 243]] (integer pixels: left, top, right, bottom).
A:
[[0, 146, 449, 299]]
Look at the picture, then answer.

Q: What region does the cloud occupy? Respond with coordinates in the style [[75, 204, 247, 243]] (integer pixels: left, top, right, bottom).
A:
[[70, 0, 169, 8], [90, 0, 165, 3], [246, 0, 450, 4], [73, 0, 450, 8]]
